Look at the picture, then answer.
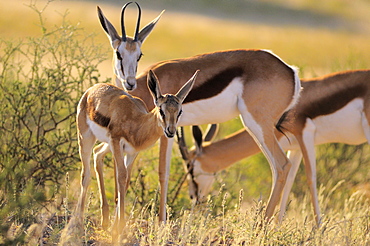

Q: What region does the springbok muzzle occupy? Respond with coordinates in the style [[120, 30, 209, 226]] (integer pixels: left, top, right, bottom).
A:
[[165, 127, 176, 138], [124, 76, 137, 91]]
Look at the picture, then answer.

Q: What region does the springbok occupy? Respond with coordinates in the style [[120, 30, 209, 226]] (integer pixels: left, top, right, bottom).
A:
[[97, 2, 164, 90], [95, 49, 302, 224], [72, 70, 197, 242], [73, 1, 162, 230], [177, 69, 370, 226]]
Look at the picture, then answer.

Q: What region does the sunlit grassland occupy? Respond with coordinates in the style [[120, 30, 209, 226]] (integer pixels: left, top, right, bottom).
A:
[[2, 0, 370, 244], [3, 0, 370, 77]]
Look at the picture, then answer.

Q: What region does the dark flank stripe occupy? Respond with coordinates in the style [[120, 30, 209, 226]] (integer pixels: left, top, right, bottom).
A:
[[93, 111, 111, 127], [303, 84, 366, 119], [184, 67, 244, 103], [278, 82, 368, 131]]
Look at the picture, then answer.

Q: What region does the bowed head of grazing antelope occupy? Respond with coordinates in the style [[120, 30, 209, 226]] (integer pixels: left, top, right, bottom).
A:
[[177, 69, 370, 226], [69, 69, 198, 242], [97, 2, 164, 90], [177, 124, 219, 201]]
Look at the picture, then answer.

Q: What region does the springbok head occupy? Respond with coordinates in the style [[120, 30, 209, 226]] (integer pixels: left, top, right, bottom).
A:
[[98, 2, 164, 91], [148, 70, 199, 138], [177, 124, 219, 201]]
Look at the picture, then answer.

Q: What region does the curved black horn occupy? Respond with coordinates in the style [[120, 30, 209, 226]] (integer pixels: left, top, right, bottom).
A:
[[134, 2, 142, 41], [121, 2, 133, 41], [192, 125, 203, 153], [204, 124, 219, 142], [176, 126, 189, 161]]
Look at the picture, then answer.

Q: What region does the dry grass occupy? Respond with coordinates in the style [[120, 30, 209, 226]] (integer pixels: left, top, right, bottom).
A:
[[31, 182, 370, 245]]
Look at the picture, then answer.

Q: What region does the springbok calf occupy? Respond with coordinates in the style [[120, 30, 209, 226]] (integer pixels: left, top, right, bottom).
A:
[[95, 49, 302, 224], [72, 70, 197, 242], [177, 69, 370, 225], [97, 2, 164, 90]]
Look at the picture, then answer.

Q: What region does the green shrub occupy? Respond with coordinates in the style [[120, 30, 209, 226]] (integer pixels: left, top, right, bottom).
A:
[[0, 2, 109, 244]]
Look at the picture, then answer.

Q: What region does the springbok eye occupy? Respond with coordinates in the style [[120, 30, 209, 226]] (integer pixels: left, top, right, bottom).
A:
[[116, 51, 122, 61], [187, 162, 191, 170], [137, 53, 143, 62]]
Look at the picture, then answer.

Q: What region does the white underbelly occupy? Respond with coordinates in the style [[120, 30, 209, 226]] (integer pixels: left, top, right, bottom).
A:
[[87, 117, 110, 143], [279, 98, 367, 150], [179, 78, 243, 126], [313, 98, 367, 145], [86, 117, 137, 155]]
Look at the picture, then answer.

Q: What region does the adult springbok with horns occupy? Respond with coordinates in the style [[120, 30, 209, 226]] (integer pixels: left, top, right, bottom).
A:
[[177, 69, 370, 226], [64, 70, 197, 243], [97, 2, 164, 90], [94, 47, 302, 224], [61, 2, 164, 241]]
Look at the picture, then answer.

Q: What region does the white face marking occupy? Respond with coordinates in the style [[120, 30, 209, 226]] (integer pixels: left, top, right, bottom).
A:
[[180, 78, 243, 126], [114, 42, 142, 90], [191, 160, 216, 199], [119, 138, 136, 155], [158, 98, 183, 138]]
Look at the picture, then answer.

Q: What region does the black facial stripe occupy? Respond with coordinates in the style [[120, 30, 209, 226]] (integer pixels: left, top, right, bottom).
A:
[[120, 59, 124, 78], [176, 109, 183, 121], [137, 53, 143, 62], [159, 108, 165, 118], [116, 51, 122, 60], [114, 49, 125, 79]]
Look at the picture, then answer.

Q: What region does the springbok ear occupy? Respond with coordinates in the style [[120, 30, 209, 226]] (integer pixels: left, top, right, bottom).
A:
[[97, 6, 121, 49], [176, 70, 199, 103], [147, 70, 162, 103], [136, 10, 165, 43], [192, 125, 203, 155], [204, 124, 219, 142]]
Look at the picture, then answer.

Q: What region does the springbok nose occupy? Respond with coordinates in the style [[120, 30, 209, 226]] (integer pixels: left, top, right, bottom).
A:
[[165, 128, 176, 138], [125, 77, 137, 91]]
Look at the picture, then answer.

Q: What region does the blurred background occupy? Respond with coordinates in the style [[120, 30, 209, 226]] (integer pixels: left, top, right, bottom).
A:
[[3, 0, 370, 77]]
